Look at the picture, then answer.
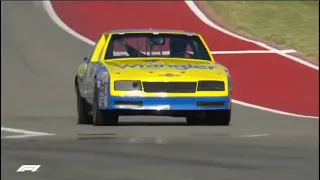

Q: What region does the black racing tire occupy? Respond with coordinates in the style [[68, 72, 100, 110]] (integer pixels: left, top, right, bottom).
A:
[[76, 85, 93, 124], [92, 81, 119, 126], [203, 110, 231, 126], [186, 117, 205, 125]]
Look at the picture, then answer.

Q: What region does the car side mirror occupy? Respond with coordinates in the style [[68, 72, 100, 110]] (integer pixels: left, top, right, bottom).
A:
[[83, 57, 88, 62]]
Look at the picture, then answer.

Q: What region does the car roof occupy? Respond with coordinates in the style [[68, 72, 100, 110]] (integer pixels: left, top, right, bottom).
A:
[[105, 29, 198, 35]]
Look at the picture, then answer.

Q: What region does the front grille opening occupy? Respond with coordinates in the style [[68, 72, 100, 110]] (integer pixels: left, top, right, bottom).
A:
[[197, 81, 225, 91], [143, 82, 197, 93], [114, 101, 143, 108], [197, 101, 225, 108]]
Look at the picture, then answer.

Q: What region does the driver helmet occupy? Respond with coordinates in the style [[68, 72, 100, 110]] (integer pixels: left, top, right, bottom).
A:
[[169, 38, 188, 57]]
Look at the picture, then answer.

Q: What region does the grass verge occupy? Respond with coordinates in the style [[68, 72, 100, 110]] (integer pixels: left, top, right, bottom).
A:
[[208, 1, 319, 60]]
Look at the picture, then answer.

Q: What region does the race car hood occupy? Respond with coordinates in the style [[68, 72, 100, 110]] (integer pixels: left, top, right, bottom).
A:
[[103, 58, 228, 80]]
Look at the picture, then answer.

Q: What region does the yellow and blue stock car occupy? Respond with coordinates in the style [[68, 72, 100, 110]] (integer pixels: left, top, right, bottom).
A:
[[75, 29, 232, 126]]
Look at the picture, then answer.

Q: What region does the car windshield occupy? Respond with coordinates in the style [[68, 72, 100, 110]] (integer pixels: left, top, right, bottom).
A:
[[105, 33, 211, 61]]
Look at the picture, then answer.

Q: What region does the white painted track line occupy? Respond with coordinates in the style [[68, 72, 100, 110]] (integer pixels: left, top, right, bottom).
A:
[[2, 134, 53, 139], [112, 50, 296, 56], [1, 127, 55, 139], [238, 134, 269, 138], [42, 1, 95, 46], [211, 49, 296, 55], [42, 1, 296, 55], [231, 100, 319, 119], [1, 127, 53, 135], [185, 1, 319, 70], [42, 1, 318, 119]]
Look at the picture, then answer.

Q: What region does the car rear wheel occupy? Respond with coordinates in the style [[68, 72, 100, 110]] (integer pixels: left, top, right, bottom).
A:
[[203, 110, 231, 126], [76, 85, 93, 124], [92, 82, 119, 126]]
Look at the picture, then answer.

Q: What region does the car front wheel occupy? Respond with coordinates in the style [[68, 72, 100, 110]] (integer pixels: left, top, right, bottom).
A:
[[186, 117, 205, 125], [92, 81, 119, 126], [76, 85, 93, 124], [203, 110, 231, 126]]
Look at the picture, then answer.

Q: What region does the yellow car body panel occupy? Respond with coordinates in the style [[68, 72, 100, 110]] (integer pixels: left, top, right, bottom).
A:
[[102, 58, 230, 97], [76, 29, 232, 111], [75, 29, 232, 126]]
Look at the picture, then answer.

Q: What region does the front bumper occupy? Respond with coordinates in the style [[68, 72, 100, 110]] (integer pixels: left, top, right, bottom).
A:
[[100, 95, 231, 111]]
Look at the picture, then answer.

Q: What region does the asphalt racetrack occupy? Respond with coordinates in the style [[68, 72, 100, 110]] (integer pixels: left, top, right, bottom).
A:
[[1, 1, 319, 180]]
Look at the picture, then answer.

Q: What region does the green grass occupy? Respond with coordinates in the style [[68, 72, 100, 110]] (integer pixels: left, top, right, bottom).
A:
[[208, 1, 319, 60]]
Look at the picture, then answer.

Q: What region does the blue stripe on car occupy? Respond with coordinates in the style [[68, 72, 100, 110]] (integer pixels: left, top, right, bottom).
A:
[[101, 96, 230, 111]]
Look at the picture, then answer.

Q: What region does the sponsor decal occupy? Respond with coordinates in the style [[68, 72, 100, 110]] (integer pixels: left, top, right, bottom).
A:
[[77, 64, 87, 77], [144, 60, 159, 63], [97, 72, 103, 80], [112, 64, 215, 70], [158, 73, 180, 77], [99, 92, 104, 100], [97, 71, 109, 84], [99, 85, 105, 108], [104, 96, 108, 107], [98, 83, 109, 108], [103, 73, 109, 83], [104, 84, 108, 107], [99, 101, 104, 109]]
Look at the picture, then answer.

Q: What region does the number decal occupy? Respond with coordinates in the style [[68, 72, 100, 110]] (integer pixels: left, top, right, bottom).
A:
[[77, 63, 87, 77]]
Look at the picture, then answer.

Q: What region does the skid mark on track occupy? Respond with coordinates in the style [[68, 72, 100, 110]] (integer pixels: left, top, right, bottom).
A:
[[1, 127, 55, 139], [237, 134, 269, 138], [75, 131, 272, 145]]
